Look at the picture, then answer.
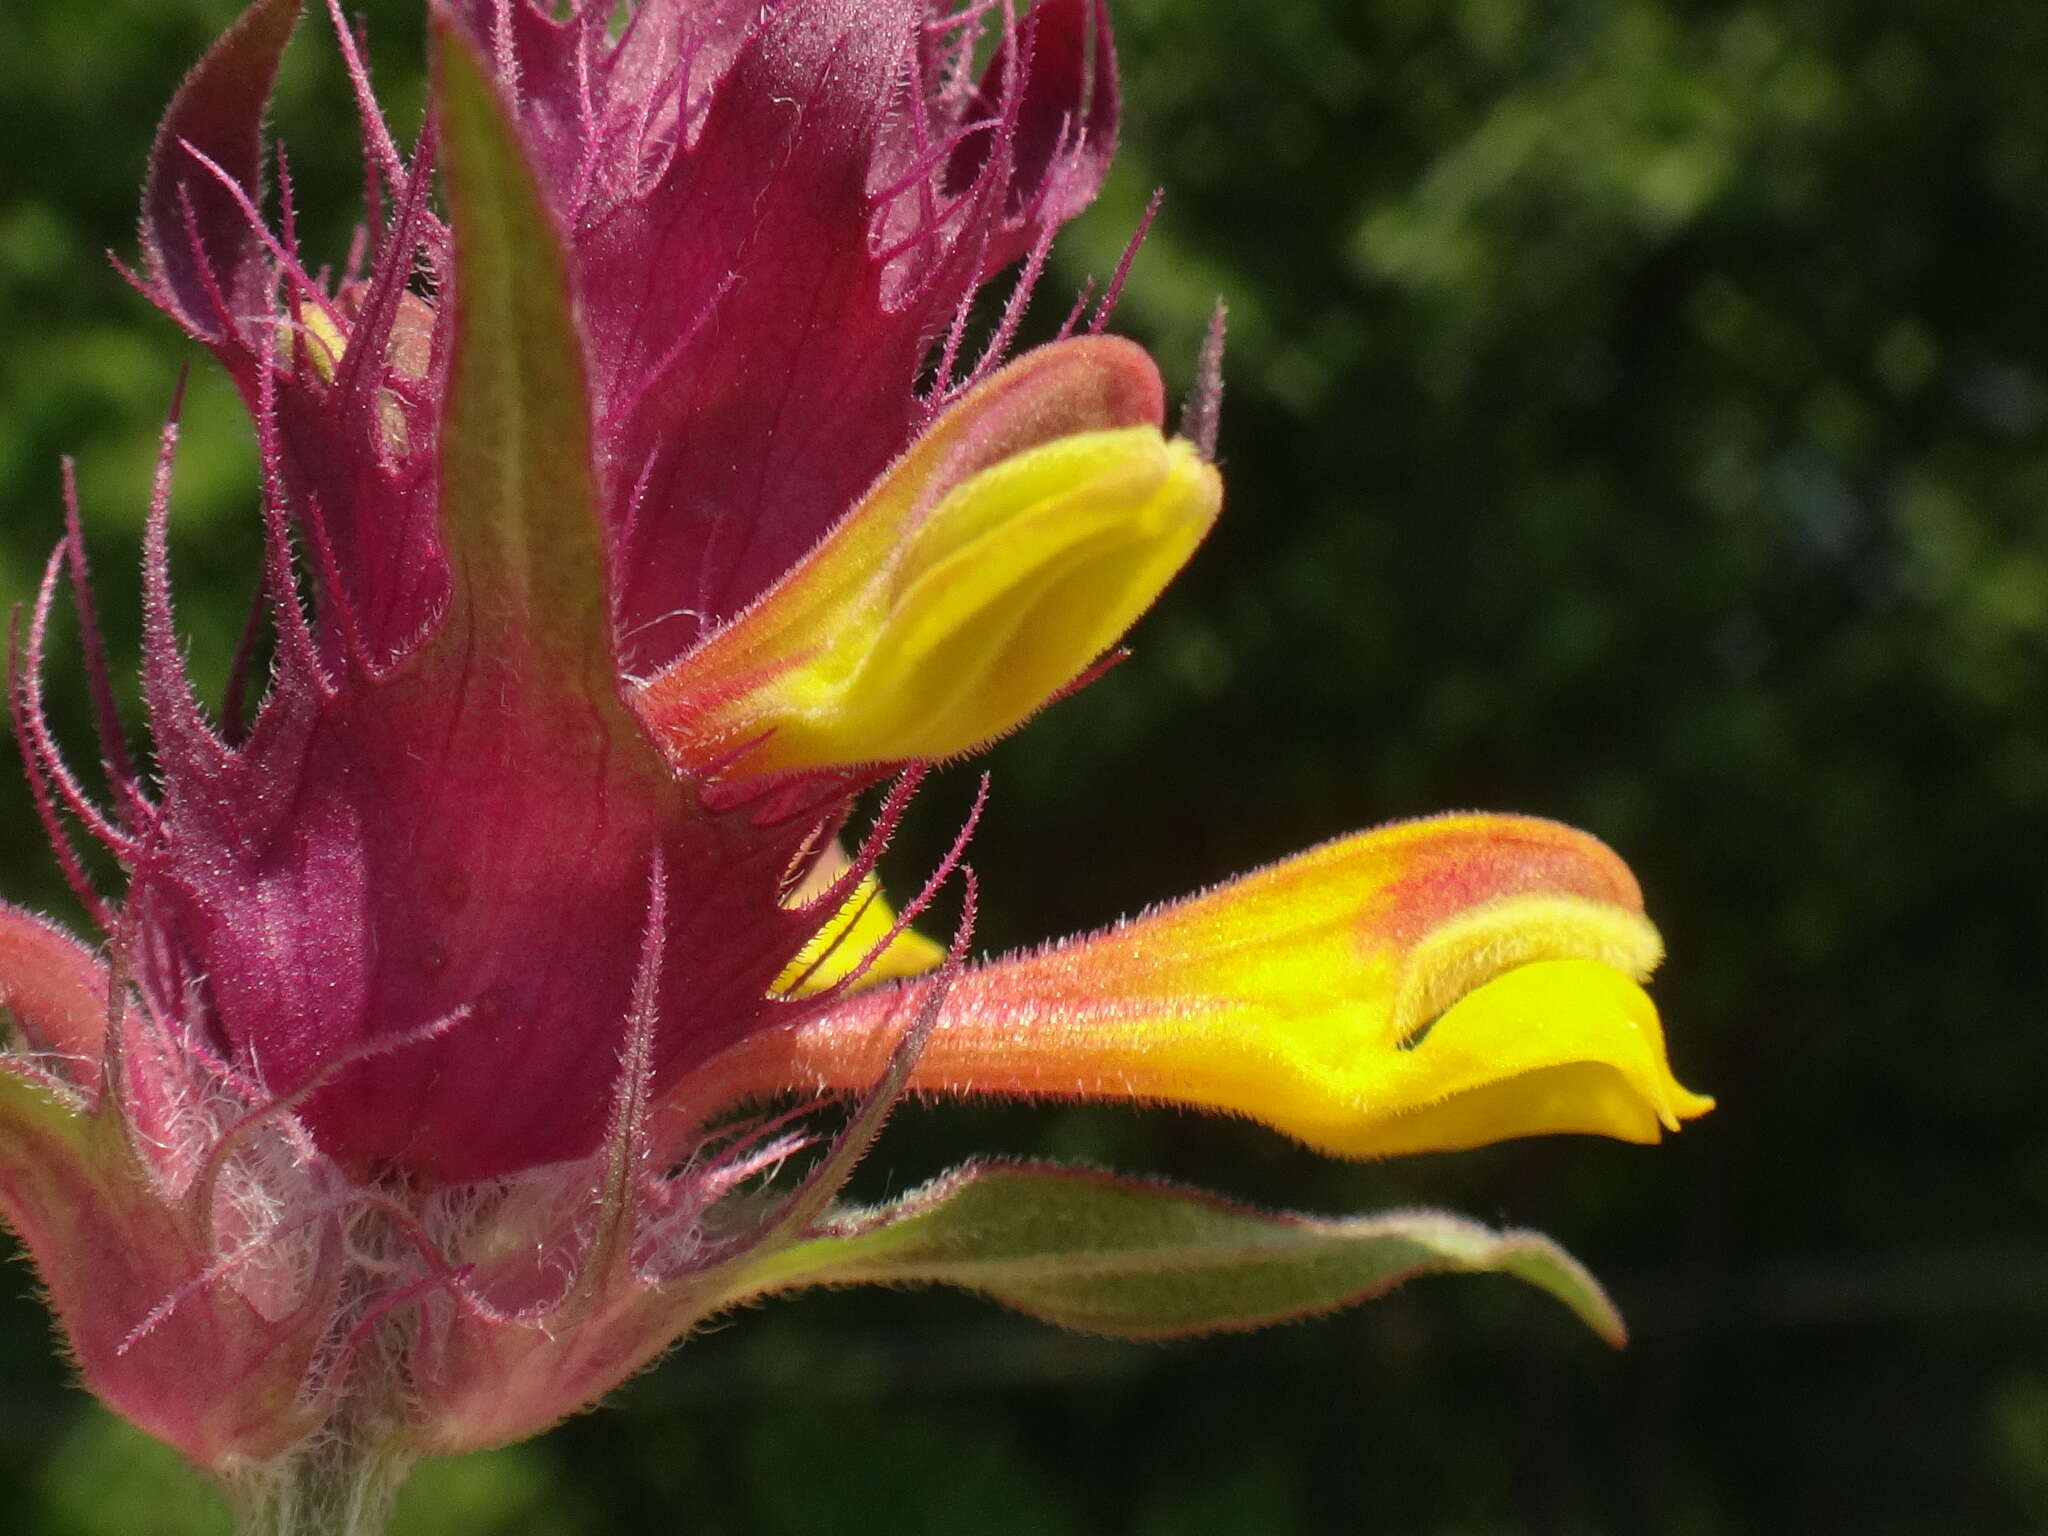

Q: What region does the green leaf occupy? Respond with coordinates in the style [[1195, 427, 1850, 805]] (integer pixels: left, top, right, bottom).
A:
[[720, 1160, 1627, 1346], [429, 12, 614, 679]]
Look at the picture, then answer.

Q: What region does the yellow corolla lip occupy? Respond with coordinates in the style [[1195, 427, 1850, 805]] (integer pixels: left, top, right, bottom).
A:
[[1220, 958, 1715, 1158], [634, 337, 1219, 779], [673, 813, 1713, 1159]]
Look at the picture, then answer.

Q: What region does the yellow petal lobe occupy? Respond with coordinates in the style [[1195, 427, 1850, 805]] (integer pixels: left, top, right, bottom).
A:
[[1319, 959, 1715, 1155]]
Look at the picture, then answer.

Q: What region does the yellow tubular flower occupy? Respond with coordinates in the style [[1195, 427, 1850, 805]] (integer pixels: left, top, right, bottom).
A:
[[680, 814, 1714, 1158], [635, 338, 1220, 778]]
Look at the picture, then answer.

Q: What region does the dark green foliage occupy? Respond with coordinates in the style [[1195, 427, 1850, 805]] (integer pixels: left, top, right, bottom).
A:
[[2, 0, 2043, 1529]]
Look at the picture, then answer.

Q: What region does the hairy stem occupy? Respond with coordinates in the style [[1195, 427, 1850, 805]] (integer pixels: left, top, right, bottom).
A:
[[224, 1424, 414, 1536]]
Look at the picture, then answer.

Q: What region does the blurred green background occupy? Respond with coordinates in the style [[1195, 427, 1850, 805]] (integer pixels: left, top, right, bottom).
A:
[[4, 0, 2047, 1530]]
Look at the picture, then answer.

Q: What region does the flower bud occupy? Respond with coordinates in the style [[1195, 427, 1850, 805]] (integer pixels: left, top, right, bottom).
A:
[[637, 338, 1220, 778]]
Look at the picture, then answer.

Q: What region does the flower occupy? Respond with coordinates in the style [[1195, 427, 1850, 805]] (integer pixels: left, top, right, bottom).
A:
[[0, 0, 1708, 1518]]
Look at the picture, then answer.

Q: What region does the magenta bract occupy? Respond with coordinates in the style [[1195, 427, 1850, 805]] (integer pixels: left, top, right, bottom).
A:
[[4, 0, 1126, 1464], [107, 0, 1117, 1185]]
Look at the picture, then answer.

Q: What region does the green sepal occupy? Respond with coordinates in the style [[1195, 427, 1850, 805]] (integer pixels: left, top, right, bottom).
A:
[[717, 1159, 1627, 1345], [428, 11, 617, 689]]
